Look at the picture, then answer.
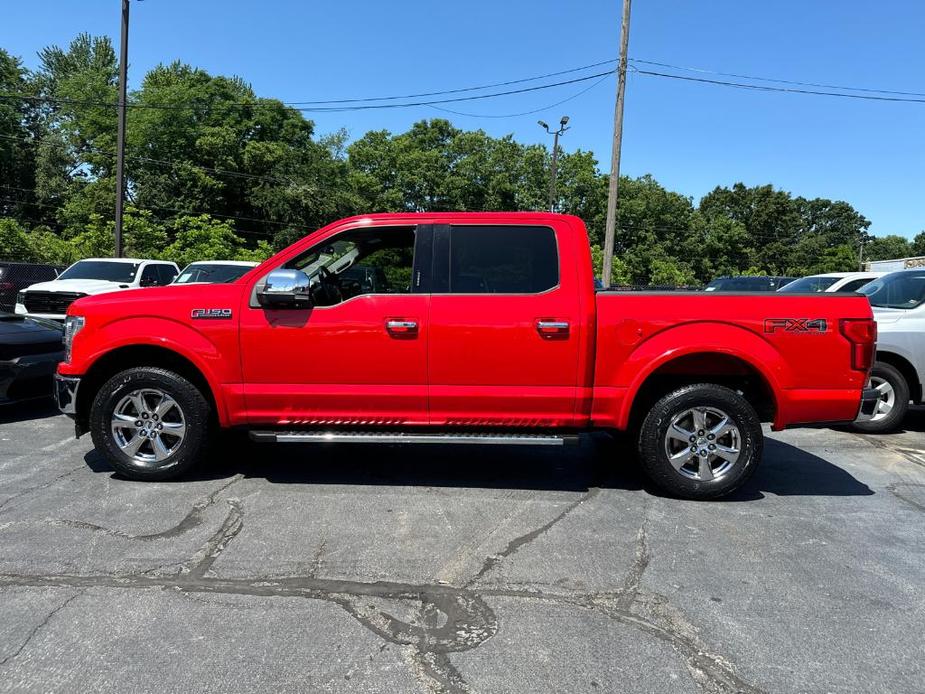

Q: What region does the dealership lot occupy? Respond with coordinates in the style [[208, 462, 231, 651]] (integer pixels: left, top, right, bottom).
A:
[[1, 405, 923, 694]]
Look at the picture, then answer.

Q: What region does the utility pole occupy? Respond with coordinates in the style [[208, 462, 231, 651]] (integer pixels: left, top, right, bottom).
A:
[[858, 236, 866, 271], [114, 0, 130, 258], [601, 0, 632, 287], [538, 116, 569, 212]]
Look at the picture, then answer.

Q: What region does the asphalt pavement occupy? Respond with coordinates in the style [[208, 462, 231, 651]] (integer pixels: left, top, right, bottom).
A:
[[1, 402, 923, 693]]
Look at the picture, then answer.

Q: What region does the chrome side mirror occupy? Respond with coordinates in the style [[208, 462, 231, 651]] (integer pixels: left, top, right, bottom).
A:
[[256, 269, 312, 309]]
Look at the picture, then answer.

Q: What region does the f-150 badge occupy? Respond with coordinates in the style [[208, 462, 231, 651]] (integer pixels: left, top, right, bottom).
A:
[[191, 308, 232, 320], [763, 318, 827, 333]]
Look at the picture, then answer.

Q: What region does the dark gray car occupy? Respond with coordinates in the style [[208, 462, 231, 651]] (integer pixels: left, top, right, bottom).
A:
[[0, 312, 64, 405]]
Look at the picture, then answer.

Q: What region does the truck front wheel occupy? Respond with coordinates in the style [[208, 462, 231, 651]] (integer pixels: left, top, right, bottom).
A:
[[637, 384, 763, 500], [89, 367, 212, 481]]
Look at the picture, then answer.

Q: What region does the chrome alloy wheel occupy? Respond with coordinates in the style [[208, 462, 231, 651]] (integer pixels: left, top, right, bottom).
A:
[[110, 389, 186, 466], [868, 376, 896, 422], [663, 406, 741, 481]]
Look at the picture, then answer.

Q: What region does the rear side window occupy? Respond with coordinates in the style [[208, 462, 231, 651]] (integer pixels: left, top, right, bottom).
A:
[[838, 278, 873, 293], [447, 225, 558, 294]]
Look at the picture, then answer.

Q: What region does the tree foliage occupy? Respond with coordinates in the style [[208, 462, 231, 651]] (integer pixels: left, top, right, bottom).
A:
[[0, 35, 914, 285]]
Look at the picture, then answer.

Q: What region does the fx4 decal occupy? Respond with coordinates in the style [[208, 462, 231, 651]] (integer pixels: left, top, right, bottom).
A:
[[191, 308, 233, 320], [763, 318, 827, 334]]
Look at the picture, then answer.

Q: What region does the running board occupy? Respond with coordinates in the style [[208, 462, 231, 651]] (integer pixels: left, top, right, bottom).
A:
[[248, 430, 579, 446]]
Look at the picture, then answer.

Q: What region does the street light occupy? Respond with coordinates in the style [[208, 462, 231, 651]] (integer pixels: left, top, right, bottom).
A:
[[539, 116, 570, 212]]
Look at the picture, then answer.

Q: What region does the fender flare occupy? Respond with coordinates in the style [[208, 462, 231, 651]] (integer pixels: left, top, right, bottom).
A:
[[80, 317, 229, 424], [614, 322, 790, 429]]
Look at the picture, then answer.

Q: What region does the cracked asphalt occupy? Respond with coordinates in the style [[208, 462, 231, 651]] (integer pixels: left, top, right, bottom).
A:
[[1, 403, 924, 693]]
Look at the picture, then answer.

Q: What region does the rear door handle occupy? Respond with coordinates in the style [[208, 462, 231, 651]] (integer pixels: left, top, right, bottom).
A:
[[386, 319, 418, 335], [536, 320, 570, 337]]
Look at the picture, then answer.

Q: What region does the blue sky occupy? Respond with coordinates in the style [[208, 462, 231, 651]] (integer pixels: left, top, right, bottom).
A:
[[2, 0, 923, 236]]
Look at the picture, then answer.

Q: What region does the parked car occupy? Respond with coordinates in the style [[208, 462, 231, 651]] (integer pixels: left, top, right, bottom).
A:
[[853, 268, 925, 433], [0, 311, 64, 405], [704, 276, 796, 292], [15, 258, 179, 321], [0, 262, 60, 312], [55, 213, 877, 500], [778, 272, 882, 294], [173, 261, 259, 285]]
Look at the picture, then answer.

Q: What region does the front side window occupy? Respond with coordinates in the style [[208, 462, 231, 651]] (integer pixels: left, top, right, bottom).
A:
[[285, 226, 416, 306], [59, 260, 140, 283], [157, 264, 179, 285], [861, 270, 925, 309], [447, 225, 558, 294], [140, 265, 160, 286]]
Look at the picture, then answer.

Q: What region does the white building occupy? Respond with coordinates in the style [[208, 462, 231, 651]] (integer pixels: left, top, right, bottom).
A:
[[865, 255, 925, 272]]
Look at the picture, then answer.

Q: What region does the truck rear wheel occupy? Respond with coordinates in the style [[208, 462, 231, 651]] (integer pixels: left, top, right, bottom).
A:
[[89, 367, 212, 481], [851, 362, 909, 434], [637, 383, 763, 500]]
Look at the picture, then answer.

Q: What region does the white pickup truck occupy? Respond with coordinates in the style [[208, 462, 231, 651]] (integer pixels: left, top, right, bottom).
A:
[[854, 268, 925, 432], [15, 257, 179, 322]]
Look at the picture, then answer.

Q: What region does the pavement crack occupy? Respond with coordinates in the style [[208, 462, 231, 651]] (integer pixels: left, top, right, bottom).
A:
[[886, 482, 925, 512], [340, 590, 494, 694], [0, 464, 87, 515], [185, 498, 245, 578], [465, 487, 601, 587], [616, 504, 651, 611], [46, 475, 244, 542], [309, 539, 327, 578], [0, 590, 82, 668]]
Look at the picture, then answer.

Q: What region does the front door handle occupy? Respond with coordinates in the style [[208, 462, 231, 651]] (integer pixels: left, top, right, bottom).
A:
[[386, 319, 418, 335], [536, 320, 570, 337]]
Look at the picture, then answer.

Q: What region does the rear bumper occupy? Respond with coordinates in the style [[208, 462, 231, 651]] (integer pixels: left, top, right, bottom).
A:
[[854, 387, 883, 422], [54, 373, 81, 416]]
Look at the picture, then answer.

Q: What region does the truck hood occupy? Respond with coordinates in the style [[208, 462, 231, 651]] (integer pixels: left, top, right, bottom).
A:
[[23, 278, 133, 295], [70, 282, 245, 318]]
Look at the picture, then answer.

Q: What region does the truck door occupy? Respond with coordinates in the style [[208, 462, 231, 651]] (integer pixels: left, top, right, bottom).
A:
[[427, 223, 583, 427], [238, 224, 431, 426]]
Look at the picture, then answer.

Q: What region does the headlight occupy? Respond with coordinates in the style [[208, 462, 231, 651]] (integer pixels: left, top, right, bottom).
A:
[[63, 315, 85, 363]]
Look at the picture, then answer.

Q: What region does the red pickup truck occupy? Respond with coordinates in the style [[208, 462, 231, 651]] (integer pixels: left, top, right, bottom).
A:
[[55, 213, 879, 499]]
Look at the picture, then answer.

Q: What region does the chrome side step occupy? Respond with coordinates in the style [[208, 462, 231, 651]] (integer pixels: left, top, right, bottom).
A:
[[249, 430, 578, 446]]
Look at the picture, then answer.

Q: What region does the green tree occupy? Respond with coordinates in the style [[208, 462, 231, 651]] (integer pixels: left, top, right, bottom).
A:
[[910, 231, 925, 257], [162, 215, 247, 267], [865, 235, 912, 262], [0, 49, 37, 220], [0, 218, 34, 261]]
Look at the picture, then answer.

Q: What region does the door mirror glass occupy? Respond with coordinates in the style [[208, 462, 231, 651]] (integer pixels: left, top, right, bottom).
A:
[[257, 269, 312, 309]]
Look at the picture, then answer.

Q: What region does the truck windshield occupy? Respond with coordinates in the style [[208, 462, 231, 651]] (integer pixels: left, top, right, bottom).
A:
[[175, 264, 254, 284], [860, 270, 925, 309], [778, 276, 840, 293], [58, 260, 140, 283]]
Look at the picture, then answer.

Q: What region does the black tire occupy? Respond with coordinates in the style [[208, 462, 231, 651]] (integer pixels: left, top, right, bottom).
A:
[[89, 367, 211, 481], [851, 361, 909, 434], [637, 383, 763, 500]]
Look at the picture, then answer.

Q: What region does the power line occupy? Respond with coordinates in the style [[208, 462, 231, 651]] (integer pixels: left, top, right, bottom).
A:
[[427, 74, 611, 119], [285, 58, 617, 105], [629, 58, 925, 98], [0, 69, 616, 113], [631, 67, 925, 104]]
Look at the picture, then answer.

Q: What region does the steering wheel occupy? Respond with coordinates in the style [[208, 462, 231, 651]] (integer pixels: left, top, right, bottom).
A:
[[317, 266, 343, 305]]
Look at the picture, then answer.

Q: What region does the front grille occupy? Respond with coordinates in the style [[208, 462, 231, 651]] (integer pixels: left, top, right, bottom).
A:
[[23, 291, 86, 315]]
